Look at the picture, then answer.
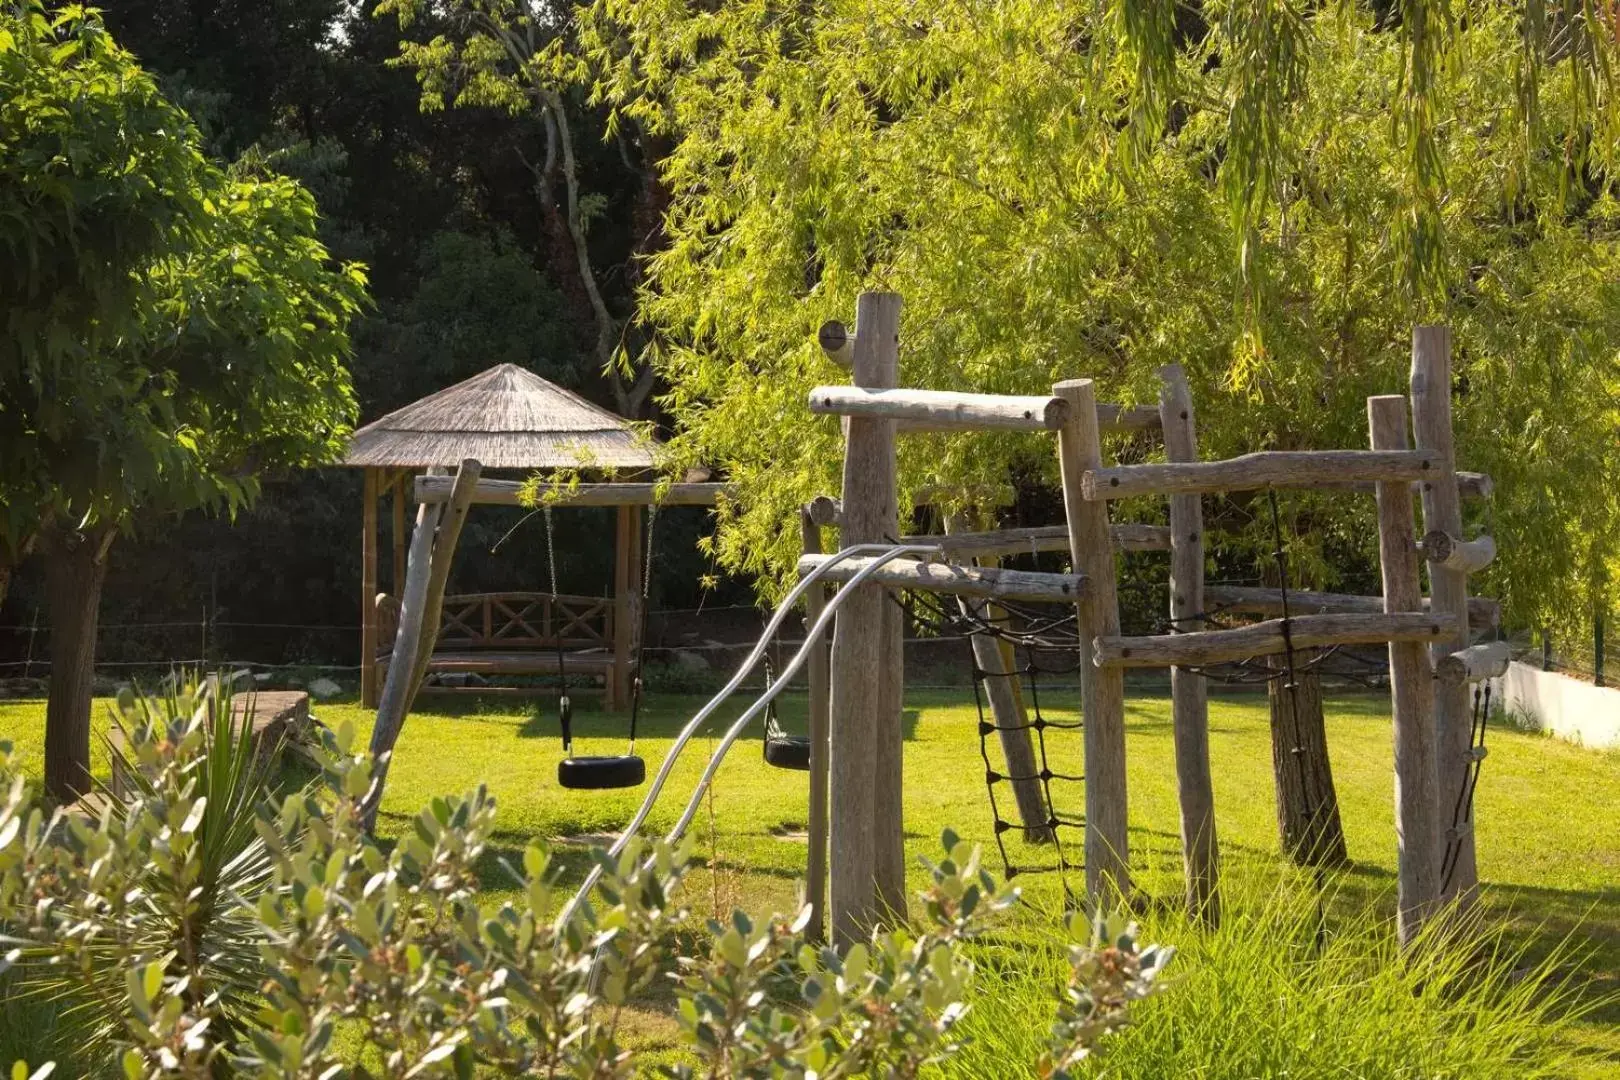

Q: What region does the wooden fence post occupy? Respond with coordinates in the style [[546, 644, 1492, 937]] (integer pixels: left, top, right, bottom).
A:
[[801, 507, 832, 946], [362, 468, 380, 708], [1410, 326, 1478, 903], [1370, 395, 1441, 946], [1054, 378, 1130, 904], [1159, 365, 1218, 923], [829, 291, 902, 943]]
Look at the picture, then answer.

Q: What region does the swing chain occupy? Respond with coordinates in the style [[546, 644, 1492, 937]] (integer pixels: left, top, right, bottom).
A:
[[544, 505, 572, 752]]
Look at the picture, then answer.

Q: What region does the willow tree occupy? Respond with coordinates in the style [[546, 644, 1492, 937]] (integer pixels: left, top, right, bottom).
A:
[[2, 4, 368, 799], [564, 0, 1620, 642]]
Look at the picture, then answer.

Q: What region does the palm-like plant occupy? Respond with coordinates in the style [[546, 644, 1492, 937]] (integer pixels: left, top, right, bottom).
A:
[[9, 676, 295, 1061]]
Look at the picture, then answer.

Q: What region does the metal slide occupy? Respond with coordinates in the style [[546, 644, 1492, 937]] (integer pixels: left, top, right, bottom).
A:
[[558, 541, 940, 926]]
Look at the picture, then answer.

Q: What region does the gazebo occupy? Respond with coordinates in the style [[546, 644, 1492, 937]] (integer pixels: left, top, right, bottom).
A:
[[342, 363, 719, 709]]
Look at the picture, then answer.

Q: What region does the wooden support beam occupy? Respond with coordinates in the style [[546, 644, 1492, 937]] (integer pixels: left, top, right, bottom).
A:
[[806, 495, 841, 527], [1436, 641, 1512, 685], [1054, 379, 1131, 904], [361, 468, 380, 709], [1204, 585, 1501, 627], [818, 320, 854, 369], [1095, 612, 1459, 669], [404, 461, 483, 712], [1160, 364, 1218, 925], [945, 512, 1050, 842], [1422, 531, 1497, 574], [810, 385, 1068, 431], [900, 523, 1172, 559], [364, 488, 446, 830], [1370, 394, 1441, 947], [415, 476, 728, 507], [829, 291, 903, 944], [1083, 450, 1441, 500], [797, 554, 1086, 602], [808, 385, 1163, 435], [800, 509, 832, 945], [1411, 325, 1478, 904]]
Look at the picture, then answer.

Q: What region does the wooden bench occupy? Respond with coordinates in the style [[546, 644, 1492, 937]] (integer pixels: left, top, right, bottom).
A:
[[375, 591, 629, 704]]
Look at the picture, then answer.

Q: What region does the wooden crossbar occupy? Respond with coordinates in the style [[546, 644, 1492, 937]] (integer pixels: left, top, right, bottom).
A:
[[1082, 450, 1441, 500], [1094, 612, 1459, 668], [899, 523, 1171, 558], [415, 476, 728, 507], [796, 553, 1086, 602], [1203, 585, 1501, 627], [808, 386, 1162, 434]]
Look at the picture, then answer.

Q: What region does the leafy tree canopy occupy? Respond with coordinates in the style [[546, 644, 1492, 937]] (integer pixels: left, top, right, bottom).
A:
[[0, 3, 369, 561], [571, 0, 1620, 638]]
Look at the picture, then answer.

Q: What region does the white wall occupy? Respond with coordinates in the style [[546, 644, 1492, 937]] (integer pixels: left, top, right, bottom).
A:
[[1491, 661, 1620, 750]]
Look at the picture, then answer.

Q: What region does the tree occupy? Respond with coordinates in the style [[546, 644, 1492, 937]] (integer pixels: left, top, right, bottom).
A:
[[566, 0, 1620, 642], [376, 0, 664, 418], [0, 4, 368, 799]]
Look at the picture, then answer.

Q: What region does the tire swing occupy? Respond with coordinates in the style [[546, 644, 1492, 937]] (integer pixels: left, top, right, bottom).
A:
[[548, 504, 649, 791], [761, 656, 812, 771]]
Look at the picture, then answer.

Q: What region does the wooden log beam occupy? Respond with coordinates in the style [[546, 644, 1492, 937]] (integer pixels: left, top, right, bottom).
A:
[[1422, 531, 1497, 574], [797, 553, 1086, 602], [1083, 450, 1441, 500], [800, 509, 832, 945], [405, 461, 483, 711], [416, 476, 728, 507], [361, 468, 380, 709], [818, 320, 854, 369], [1412, 325, 1477, 903], [1161, 364, 1218, 925], [1095, 612, 1460, 669], [1204, 585, 1501, 627], [810, 385, 1068, 431], [899, 523, 1172, 559], [1435, 641, 1512, 685], [1370, 394, 1441, 947], [1055, 378, 1131, 904]]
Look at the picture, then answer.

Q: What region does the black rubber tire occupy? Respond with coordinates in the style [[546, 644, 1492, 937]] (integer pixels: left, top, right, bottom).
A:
[[763, 734, 812, 771], [558, 754, 646, 790]]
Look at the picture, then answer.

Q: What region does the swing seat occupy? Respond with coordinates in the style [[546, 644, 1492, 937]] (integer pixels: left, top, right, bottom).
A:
[[558, 754, 646, 790], [763, 733, 812, 771]]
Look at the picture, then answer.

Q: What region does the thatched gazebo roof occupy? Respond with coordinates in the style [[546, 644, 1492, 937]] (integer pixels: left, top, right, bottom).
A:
[[342, 363, 655, 470]]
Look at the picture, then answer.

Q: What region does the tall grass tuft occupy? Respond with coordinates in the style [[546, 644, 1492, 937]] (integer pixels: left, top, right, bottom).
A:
[[943, 881, 1593, 1078]]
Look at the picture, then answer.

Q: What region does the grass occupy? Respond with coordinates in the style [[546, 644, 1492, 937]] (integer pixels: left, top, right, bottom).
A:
[[1, 686, 1615, 1076]]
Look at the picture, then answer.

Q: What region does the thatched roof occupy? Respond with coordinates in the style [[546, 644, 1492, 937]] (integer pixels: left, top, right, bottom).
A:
[[342, 364, 656, 470]]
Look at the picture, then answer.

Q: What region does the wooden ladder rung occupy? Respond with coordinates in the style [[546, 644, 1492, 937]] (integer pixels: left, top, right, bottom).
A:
[[796, 553, 1086, 602], [1082, 450, 1442, 500], [1094, 612, 1459, 669]]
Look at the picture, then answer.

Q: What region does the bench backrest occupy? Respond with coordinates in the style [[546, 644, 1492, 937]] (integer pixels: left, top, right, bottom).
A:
[[375, 592, 615, 654]]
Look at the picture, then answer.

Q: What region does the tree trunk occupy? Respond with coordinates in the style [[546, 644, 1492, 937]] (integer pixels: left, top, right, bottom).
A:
[[0, 561, 10, 611], [1266, 650, 1348, 868], [43, 527, 112, 802]]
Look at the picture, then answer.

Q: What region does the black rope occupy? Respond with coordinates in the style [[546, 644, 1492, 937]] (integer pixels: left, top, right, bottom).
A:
[[544, 506, 573, 753], [627, 505, 658, 750], [1440, 679, 1491, 893]]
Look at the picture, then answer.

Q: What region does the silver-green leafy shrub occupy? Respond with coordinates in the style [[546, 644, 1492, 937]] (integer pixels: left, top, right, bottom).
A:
[[0, 686, 1169, 1077]]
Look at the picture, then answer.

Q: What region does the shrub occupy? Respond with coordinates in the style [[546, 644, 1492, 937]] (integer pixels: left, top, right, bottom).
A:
[[0, 682, 1168, 1077]]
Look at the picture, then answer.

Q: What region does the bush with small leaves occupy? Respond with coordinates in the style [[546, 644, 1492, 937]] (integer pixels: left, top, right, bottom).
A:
[[0, 681, 1169, 1077]]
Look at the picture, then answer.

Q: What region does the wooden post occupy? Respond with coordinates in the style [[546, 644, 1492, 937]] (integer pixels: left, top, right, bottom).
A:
[[945, 512, 1051, 842], [828, 290, 901, 944], [392, 472, 408, 591], [1054, 379, 1130, 904], [365, 497, 444, 829], [361, 468, 380, 709], [1410, 326, 1477, 903], [1370, 395, 1441, 946], [801, 509, 832, 945], [405, 460, 483, 706], [612, 505, 641, 712], [1159, 365, 1218, 923]]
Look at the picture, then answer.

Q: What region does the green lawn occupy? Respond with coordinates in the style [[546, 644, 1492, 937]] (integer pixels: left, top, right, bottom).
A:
[[2, 687, 1616, 1074]]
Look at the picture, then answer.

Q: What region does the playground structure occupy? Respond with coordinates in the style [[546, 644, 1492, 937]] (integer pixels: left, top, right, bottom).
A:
[[368, 293, 1505, 953], [796, 295, 1505, 948]]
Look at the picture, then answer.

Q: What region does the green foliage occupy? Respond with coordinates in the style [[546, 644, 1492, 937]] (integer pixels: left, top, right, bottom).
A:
[[573, 0, 1620, 640], [0, 3, 367, 560], [0, 686, 1167, 1076], [952, 881, 1591, 1079]]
